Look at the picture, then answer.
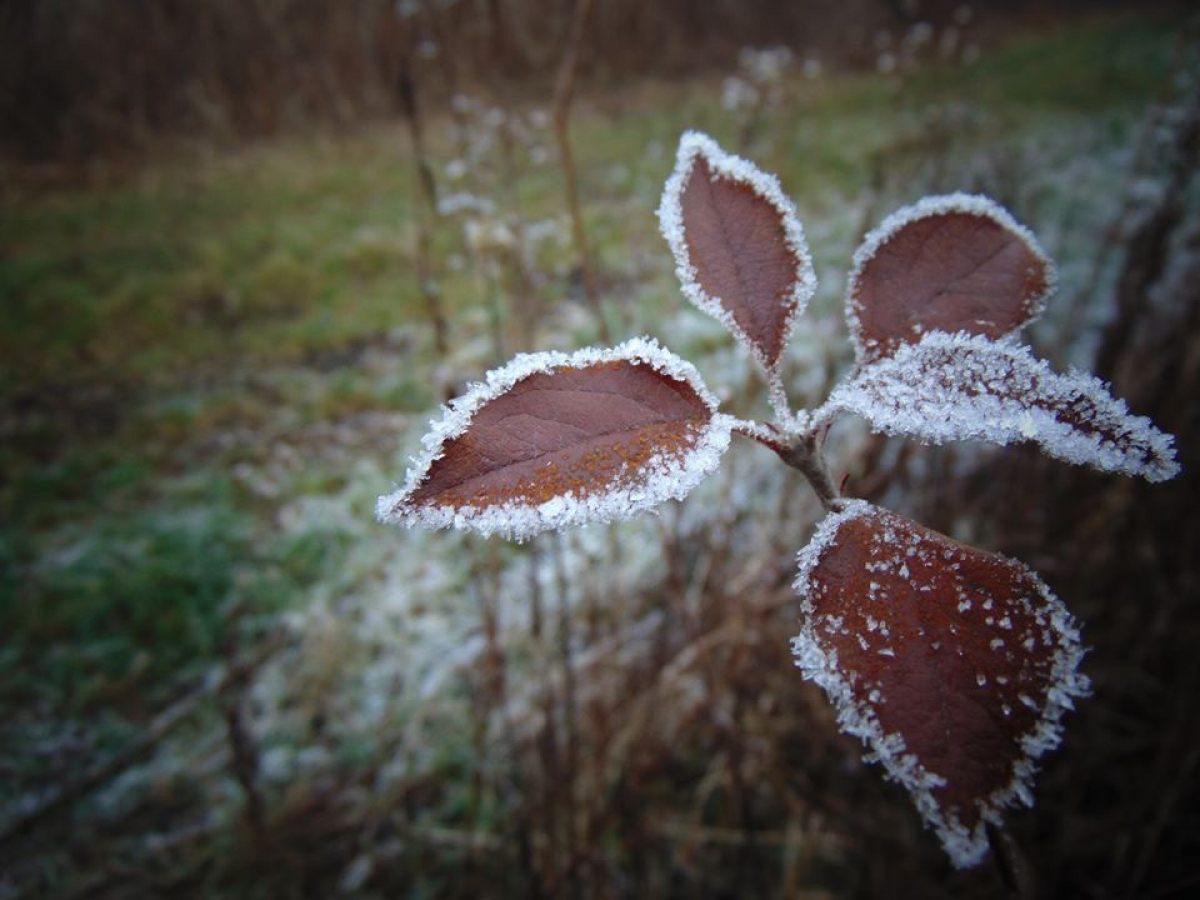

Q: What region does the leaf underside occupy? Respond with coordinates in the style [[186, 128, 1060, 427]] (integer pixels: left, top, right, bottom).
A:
[[820, 332, 1179, 482], [793, 501, 1088, 868], [849, 198, 1051, 363]]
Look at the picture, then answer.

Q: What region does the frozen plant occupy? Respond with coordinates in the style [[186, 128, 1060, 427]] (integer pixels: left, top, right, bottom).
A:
[[722, 46, 793, 152], [875, 14, 980, 77], [723, 46, 794, 110], [377, 131, 1179, 869], [437, 93, 561, 356]]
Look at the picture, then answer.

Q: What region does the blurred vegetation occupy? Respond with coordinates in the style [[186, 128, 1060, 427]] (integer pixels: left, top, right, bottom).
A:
[[1, 5, 1198, 898], [4, 0, 1158, 164]]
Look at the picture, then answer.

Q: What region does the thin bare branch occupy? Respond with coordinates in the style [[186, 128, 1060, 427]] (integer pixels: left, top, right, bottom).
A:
[[553, 0, 609, 342]]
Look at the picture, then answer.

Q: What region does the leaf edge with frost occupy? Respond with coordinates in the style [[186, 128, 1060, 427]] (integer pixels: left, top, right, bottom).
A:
[[657, 129, 817, 418], [376, 336, 735, 542], [815, 331, 1179, 483], [791, 499, 1092, 868]]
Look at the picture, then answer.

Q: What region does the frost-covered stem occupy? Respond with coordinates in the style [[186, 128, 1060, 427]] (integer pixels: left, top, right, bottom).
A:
[[466, 538, 496, 855], [737, 423, 841, 511], [766, 372, 796, 426], [482, 542, 507, 704], [603, 529, 623, 637], [528, 540, 544, 639], [786, 430, 842, 512]]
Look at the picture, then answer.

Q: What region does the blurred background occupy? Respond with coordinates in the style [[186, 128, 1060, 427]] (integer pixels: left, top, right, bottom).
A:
[[1, 1, 1197, 897]]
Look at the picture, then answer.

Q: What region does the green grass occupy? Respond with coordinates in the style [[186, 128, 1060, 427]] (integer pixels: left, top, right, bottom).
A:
[[0, 478, 356, 719], [915, 14, 1179, 113], [0, 133, 423, 387]]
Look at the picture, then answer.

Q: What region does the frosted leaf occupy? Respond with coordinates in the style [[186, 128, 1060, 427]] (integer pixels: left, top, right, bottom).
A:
[[657, 130, 817, 415], [377, 337, 734, 542], [816, 332, 1179, 482], [792, 500, 1091, 868], [848, 194, 1054, 363]]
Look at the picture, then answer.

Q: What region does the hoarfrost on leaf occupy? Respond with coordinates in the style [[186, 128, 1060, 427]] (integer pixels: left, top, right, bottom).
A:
[[657, 130, 817, 417], [847, 193, 1054, 363], [816, 332, 1179, 482], [792, 500, 1090, 868], [377, 337, 734, 541]]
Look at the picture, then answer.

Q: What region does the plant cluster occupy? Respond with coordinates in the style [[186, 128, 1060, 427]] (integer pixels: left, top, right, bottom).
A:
[[379, 131, 1179, 867]]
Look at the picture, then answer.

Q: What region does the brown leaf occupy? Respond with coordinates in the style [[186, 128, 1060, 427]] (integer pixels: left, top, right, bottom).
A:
[[659, 132, 815, 389], [411, 362, 706, 507], [377, 339, 733, 541], [848, 195, 1053, 363], [793, 501, 1088, 867]]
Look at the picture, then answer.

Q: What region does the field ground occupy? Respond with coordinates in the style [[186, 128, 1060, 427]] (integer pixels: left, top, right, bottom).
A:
[[2, 8, 1198, 898]]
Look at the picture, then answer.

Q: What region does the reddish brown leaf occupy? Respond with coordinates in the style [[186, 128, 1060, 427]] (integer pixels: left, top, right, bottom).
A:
[[410, 363, 704, 508], [658, 132, 815, 401], [377, 339, 733, 541], [848, 195, 1053, 363], [793, 500, 1088, 867]]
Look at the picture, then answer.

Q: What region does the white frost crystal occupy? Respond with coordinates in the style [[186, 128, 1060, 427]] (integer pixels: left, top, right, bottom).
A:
[[816, 332, 1179, 482]]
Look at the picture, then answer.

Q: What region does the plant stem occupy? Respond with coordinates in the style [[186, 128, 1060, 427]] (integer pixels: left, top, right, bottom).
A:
[[737, 423, 841, 511], [553, 0, 610, 343], [396, 46, 449, 356], [987, 823, 1036, 900]]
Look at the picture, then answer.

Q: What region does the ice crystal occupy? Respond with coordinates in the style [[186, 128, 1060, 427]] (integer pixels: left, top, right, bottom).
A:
[[817, 332, 1179, 482]]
